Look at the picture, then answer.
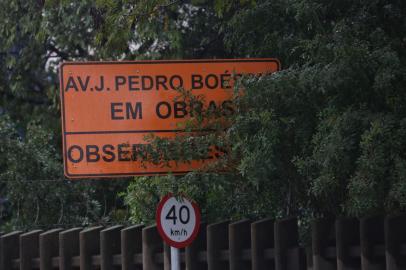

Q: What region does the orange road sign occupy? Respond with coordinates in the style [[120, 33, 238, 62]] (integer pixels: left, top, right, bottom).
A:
[[59, 59, 280, 178]]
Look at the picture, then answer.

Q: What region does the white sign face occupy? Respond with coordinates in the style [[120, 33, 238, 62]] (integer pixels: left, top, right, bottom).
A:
[[156, 195, 200, 248]]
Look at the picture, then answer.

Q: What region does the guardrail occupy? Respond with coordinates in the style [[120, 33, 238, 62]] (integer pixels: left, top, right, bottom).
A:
[[0, 215, 405, 269]]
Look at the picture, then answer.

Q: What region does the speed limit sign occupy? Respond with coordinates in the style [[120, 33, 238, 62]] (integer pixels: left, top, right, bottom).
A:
[[156, 194, 201, 248]]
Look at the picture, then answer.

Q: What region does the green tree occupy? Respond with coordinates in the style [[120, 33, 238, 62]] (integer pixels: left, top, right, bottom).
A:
[[0, 0, 129, 230], [1, 0, 406, 233], [119, 0, 406, 226]]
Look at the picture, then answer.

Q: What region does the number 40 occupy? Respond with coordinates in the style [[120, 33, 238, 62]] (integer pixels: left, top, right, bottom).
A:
[[166, 205, 190, 225]]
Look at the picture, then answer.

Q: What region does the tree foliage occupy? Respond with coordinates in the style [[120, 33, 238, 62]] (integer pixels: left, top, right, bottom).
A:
[[121, 0, 406, 224], [0, 0, 405, 232], [0, 0, 128, 229]]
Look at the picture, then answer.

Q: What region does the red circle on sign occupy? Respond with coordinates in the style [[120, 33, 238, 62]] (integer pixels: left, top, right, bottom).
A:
[[156, 194, 201, 248]]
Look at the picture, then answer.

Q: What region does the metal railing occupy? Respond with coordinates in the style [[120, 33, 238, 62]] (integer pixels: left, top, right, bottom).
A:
[[1, 215, 405, 269]]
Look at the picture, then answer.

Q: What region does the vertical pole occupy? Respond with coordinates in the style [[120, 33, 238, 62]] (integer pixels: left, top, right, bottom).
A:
[[0, 231, 22, 270], [59, 228, 81, 270], [171, 247, 180, 270], [185, 222, 207, 270], [20, 230, 43, 270], [360, 216, 385, 270], [312, 219, 336, 270], [336, 217, 360, 270], [80, 226, 103, 270], [40, 228, 63, 270], [230, 219, 251, 270], [385, 215, 406, 270], [251, 218, 275, 270], [274, 217, 304, 270], [121, 224, 144, 270], [101, 225, 123, 270], [142, 225, 162, 270], [207, 220, 230, 270]]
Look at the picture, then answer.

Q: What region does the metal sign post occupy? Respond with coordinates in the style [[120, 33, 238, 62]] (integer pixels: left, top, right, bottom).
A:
[[171, 247, 180, 270]]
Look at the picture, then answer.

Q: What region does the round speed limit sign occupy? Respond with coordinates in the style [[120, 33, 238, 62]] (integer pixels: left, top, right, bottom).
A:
[[156, 194, 201, 248]]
